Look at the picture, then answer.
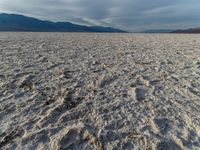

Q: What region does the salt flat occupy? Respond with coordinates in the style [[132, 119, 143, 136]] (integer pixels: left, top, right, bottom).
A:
[[0, 33, 200, 150]]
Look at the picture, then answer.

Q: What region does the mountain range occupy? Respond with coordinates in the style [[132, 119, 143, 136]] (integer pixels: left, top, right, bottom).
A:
[[144, 28, 200, 33], [143, 28, 200, 33], [172, 28, 200, 33], [1, 13, 200, 33], [0, 13, 126, 32]]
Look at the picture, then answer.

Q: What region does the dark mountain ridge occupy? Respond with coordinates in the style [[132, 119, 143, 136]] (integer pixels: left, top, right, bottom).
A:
[[0, 13, 126, 32], [172, 28, 200, 33]]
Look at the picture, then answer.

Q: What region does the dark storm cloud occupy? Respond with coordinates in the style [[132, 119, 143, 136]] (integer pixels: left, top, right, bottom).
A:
[[0, 0, 200, 31]]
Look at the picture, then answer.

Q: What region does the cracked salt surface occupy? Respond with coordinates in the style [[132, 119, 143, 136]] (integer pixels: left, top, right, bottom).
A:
[[0, 33, 200, 149]]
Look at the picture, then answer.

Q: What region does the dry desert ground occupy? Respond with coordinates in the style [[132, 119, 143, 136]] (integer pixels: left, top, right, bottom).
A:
[[0, 33, 200, 149]]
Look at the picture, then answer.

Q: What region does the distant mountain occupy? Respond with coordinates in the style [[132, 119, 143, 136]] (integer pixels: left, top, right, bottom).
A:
[[143, 29, 174, 33], [172, 28, 200, 33], [0, 13, 126, 32]]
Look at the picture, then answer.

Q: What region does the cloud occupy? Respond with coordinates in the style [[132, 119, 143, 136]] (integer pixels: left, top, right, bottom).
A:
[[0, 0, 200, 31]]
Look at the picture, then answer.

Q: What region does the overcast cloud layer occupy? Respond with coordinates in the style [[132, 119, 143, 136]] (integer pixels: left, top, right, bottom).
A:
[[0, 0, 200, 31]]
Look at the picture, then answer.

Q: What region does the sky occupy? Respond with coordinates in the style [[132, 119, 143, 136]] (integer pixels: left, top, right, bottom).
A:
[[0, 0, 200, 31]]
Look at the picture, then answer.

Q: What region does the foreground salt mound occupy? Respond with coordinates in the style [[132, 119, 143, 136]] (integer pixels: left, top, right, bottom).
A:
[[0, 33, 200, 149]]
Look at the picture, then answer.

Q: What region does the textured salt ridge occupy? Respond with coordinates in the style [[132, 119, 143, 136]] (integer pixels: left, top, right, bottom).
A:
[[0, 33, 200, 149]]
